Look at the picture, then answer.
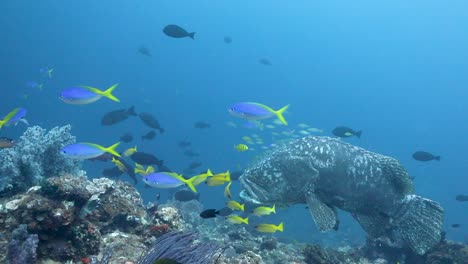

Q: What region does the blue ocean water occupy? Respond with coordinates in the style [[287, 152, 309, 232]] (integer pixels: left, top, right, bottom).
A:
[[0, 0, 467, 246]]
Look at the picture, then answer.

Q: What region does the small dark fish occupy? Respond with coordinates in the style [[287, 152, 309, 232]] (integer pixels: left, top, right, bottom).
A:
[[332, 126, 362, 138], [230, 171, 243, 181], [138, 46, 151, 57], [183, 149, 199, 158], [0, 137, 15, 148], [156, 193, 160, 201], [103, 166, 123, 178], [163, 24, 195, 39], [130, 152, 163, 166], [178, 141, 191, 149], [259, 58, 272, 66], [174, 189, 200, 202], [101, 106, 137, 126], [200, 209, 219, 219], [188, 162, 202, 170], [142, 130, 156, 141], [88, 153, 113, 162], [412, 151, 440, 162], [120, 133, 133, 143], [194, 121, 211, 129], [455, 195, 468, 202], [451, 224, 460, 228], [139, 112, 165, 133], [217, 206, 233, 217], [224, 36, 232, 44]]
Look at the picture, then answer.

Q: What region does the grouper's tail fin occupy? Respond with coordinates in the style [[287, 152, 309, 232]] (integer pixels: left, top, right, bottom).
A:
[[393, 195, 444, 255]]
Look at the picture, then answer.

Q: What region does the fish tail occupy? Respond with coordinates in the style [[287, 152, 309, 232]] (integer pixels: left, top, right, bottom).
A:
[[355, 130, 362, 138], [102, 83, 120, 102], [272, 204, 276, 214], [277, 222, 284, 232], [240, 204, 245, 211], [102, 142, 121, 157], [183, 175, 198, 193], [274, 104, 290, 125], [127, 106, 137, 116], [434, 156, 441, 161], [207, 169, 213, 176], [393, 195, 444, 255], [188, 32, 196, 39], [0, 108, 20, 129], [244, 217, 249, 224]]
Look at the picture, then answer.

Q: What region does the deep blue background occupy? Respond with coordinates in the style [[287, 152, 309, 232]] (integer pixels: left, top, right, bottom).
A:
[[1, 0, 467, 244]]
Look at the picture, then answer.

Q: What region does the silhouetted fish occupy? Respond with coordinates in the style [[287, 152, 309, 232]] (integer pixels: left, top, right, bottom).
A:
[[412, 151, 440, 162], [455, 195, 468, 202], [178, 141, 191, 148], [224, 36, 232, 44], [259, 58, 272, 66], [183, 149, 199, 158], [103, 166, 123, 178], [120, 133, 133, 143], [194, 121, 211, 129], [230, 171, 243, 181], [332, 126, 362, 138], [163, 24, 195, 39], [101, 106, 136, 126], [451, 224, 460, 228], [200, 209, 219, 219], [142, 130, 156, 141], [130, 152, 163, 166], [139, 112, 164, 133], [174, 189, 200, 202], [138, 46, 152, 57]]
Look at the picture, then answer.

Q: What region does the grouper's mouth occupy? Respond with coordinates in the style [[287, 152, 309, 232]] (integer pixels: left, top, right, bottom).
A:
[[239, 177, 267, 204]]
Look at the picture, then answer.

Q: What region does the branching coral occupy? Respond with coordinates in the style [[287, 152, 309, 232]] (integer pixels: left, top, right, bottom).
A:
[[0, 125, 85, 196]]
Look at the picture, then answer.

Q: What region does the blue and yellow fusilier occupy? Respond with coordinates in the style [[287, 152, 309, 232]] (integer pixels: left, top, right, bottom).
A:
[[61, 142, 121, 159], [142, 172, 198, 193], [228, 102, 289, 125], [59, 83, 120, 105]]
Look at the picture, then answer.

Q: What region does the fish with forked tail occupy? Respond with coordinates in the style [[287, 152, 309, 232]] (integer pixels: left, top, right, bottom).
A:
[[239, 136, 444, 255]]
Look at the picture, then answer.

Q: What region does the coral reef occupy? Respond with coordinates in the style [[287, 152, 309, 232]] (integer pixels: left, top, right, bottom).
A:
[[0, 125, 84, 197], [6, 224, 39, 264]]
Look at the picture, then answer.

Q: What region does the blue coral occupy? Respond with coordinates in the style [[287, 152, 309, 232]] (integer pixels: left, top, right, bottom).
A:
[[7, 224, 39, 264], [0, 125, 84, 196]]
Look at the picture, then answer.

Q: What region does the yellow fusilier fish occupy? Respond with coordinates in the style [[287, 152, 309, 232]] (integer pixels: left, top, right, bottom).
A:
[[227, 200, 244, 211], [226, 215, 249, 225], [192, 169, 214, 186], [224, 182, 232, 199], [252, 204, 276, 217], [124, 146, 137, 157], [134, 163, 154, 175], [0, 108, 20, 129], [112, 157, 127, 173], [206, 171, 231, 186], [234, 144, 248, 152], [255, 222, 284, 233]]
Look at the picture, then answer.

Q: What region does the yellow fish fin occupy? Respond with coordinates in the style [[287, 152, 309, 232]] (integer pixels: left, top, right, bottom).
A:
[[0, 108, 20, 129], [82, 83, 120, 102], [278, 222, 284, 232], [274, 104, 289, 125], [170, 173, 198, 193], [272, 204, 276, 214], [87, 141, 121, 157]]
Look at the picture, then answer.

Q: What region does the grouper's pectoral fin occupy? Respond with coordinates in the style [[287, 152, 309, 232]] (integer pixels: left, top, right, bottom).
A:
[[305, 191, 338, 231]]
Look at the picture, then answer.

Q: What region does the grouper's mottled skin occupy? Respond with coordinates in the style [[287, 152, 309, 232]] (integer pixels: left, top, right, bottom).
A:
[[240, 136, 444, 255]]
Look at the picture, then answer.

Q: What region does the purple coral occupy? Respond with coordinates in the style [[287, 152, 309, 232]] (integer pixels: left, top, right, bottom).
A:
[[0, 125, 84, 196], [137, 231, 221, 264], [7, 225, 39, 264]]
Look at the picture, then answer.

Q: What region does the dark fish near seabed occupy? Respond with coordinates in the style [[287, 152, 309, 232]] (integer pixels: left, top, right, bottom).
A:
[[163, 24, 195, 39], [0, 137, 15, 148], [142, 130, 156, 141], [332, 126, 362, 138], [412, 151, 440, 162], [139, 112, 165, 133], [103, 166, 123, 178], [259, 58, 272, 66], [239, 136, 444, 255], [120, 133, 133, 143], [174, 189, 200, 202], [200, 209, 219, 219], [224, 36, 232, 44], [138, 46, 151, 57], [194, 121, 211, 129], [455, 195, 468, 202], [178, 141, 191, 148], [130, 152, 163, 166], [101, 106, 136, 126]]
